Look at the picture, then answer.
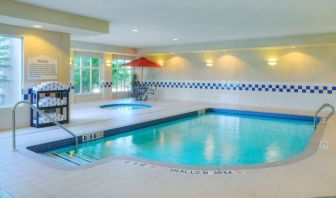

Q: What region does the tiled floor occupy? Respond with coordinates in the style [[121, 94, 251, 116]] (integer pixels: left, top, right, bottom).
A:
[[0, 99, 335, 198]]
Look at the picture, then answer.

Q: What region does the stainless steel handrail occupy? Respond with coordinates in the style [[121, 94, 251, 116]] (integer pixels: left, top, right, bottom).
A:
[[314, 103, 335, 129], [12, 101, 78, 151]]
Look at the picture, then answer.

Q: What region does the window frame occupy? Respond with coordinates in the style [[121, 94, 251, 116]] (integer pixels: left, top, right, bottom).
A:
[[73, 56, 101, 95], [111, 59, 133, 93]]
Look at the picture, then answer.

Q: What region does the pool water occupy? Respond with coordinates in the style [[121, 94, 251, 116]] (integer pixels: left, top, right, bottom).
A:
[[47, 112, 315, 166], [100, 103, 151, 110]]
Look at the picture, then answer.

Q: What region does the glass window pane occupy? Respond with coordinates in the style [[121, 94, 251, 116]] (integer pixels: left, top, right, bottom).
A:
[[125, 69, 132, 91], [91, 69, 100, 93], [117, 68, 124, 91], [0, 36, 22, 106], [74, 68, 81, 94], [117, 59, 125, 69], [82, 69, 90, 93], [74, 57, 80, 68], [112, 60, 117, 69], [82, 57, 90, 68], [112, 69, 117, 92], [91, 58, 100, 68]]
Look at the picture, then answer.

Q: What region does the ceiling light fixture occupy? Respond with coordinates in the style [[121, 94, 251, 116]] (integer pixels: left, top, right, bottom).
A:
[[33, 25, 43, 28], [132, 29, 139, 32], [172, 38, 179, 41]]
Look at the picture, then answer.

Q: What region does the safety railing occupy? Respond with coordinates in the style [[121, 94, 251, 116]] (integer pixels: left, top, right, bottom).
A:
[[314, 103, 335, 129], [12, 101, 78, 151]]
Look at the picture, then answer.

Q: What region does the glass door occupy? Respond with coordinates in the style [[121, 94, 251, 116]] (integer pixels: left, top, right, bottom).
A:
[[0, 35, 22, 107]]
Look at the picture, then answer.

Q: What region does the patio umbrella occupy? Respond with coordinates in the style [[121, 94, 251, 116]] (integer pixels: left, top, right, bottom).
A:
[[121, 57, 161, 81]]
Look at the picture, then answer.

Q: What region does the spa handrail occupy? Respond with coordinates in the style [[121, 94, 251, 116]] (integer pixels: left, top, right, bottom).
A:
[[314, 103, 335, 129], [12, 101, 78, 152]]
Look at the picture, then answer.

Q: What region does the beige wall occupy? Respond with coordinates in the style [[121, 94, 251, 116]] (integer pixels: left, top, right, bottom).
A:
[[0, 23, 71, 86], [143, 44, 336, 110], [145, 45, 336, 83], [0, 23, 70, 131]]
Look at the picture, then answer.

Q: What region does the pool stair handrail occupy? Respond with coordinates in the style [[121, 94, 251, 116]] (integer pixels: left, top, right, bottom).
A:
[[12, 100, 78, 152], [314, 103, 335, 129]]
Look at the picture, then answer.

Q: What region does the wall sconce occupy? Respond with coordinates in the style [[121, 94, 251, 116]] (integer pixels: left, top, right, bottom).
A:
[[267, 59, 278, 66], [69, 60, 73, 65], [206, 62, 213, 67], [105, 61, 112, 67], [158, 61, 164, 66]]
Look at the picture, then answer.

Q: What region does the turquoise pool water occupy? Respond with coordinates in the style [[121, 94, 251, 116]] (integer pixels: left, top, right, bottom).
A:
[[100, 103, 151, 110], [46, 112, 315, 166]]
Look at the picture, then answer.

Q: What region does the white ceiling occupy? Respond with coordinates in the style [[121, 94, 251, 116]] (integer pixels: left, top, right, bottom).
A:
[[16, 0, 336, 48]]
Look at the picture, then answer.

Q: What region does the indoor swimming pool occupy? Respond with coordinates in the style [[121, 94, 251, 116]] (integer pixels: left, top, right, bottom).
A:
[[32, 109, 317, 167]]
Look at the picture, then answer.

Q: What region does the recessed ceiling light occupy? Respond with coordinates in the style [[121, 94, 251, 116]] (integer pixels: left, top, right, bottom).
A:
[[132, 29, 139, 32], [172, 38, 179, 41], [33, 25, 43, 28]]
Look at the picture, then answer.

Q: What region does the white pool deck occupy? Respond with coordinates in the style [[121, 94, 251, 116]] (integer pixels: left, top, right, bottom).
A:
[[0, 99, 335, 198]]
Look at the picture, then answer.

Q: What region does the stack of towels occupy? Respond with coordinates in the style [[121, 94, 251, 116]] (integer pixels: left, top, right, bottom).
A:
[[33, 81, 69, 92], [33, 112, 66, 124], [38, 97, 66, 107]]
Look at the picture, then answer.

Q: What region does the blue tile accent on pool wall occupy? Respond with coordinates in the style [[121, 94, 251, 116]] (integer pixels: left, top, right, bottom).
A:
[[140, 81, 336, 95], [26, 108, 319, 153]]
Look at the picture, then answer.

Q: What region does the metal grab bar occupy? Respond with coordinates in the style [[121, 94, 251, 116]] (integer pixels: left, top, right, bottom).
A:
[[12, 101, 78, 152], [314, 103, 335, 129]]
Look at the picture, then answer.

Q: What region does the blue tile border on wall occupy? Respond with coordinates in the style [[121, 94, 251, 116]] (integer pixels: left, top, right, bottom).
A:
[[140, 81, 336, 95], [26, 108, 318, 154]]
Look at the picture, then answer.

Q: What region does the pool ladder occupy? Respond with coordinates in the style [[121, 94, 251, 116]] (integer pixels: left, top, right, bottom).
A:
[[12, 101, 78, 152], [314, 103, 335, 129]]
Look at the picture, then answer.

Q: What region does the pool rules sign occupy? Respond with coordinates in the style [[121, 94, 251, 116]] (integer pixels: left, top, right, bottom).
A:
[[27, 55, 58, 80]]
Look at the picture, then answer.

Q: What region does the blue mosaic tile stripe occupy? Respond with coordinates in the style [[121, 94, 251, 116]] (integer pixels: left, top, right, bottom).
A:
[[26, 108, 318, 153], [140, 81, 336, 95], [100, 81, 113, 88], [209, 108, 319, 122]]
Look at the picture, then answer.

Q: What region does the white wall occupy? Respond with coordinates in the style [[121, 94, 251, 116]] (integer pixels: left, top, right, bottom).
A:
[[144, 44, 336, 110]]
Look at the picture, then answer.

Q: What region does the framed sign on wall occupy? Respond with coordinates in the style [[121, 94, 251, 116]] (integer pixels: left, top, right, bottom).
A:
[[27, 55, 58, 80]]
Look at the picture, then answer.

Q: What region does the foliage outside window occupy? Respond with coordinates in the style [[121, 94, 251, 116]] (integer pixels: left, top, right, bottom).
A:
[[73, 57, 101, 94], [0, 36, 22, 107], [112, 59, 133, 92]]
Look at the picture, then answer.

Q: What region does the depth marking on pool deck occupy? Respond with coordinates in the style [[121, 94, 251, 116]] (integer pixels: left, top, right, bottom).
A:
[[168, 168, 245, 176], [122, 160, 245, 176]]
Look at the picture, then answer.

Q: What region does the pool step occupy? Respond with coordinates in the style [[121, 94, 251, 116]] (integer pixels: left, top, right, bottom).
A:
[[46, 152, 97, 166]]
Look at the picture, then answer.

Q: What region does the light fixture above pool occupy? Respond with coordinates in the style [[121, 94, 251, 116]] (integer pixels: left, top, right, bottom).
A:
[[105, 61, 112, 67], [131, 29, 139, 32], [172, 38, 179, 41], [267, 59, 278, 66], [206, 63, 214, 67], [33, 25, 43, 28]]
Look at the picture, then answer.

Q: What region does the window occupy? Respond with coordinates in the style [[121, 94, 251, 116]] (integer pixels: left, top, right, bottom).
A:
[[112, 59, 133, 92], [0, 35, 22, 107], [73, 57, 101, 94]]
